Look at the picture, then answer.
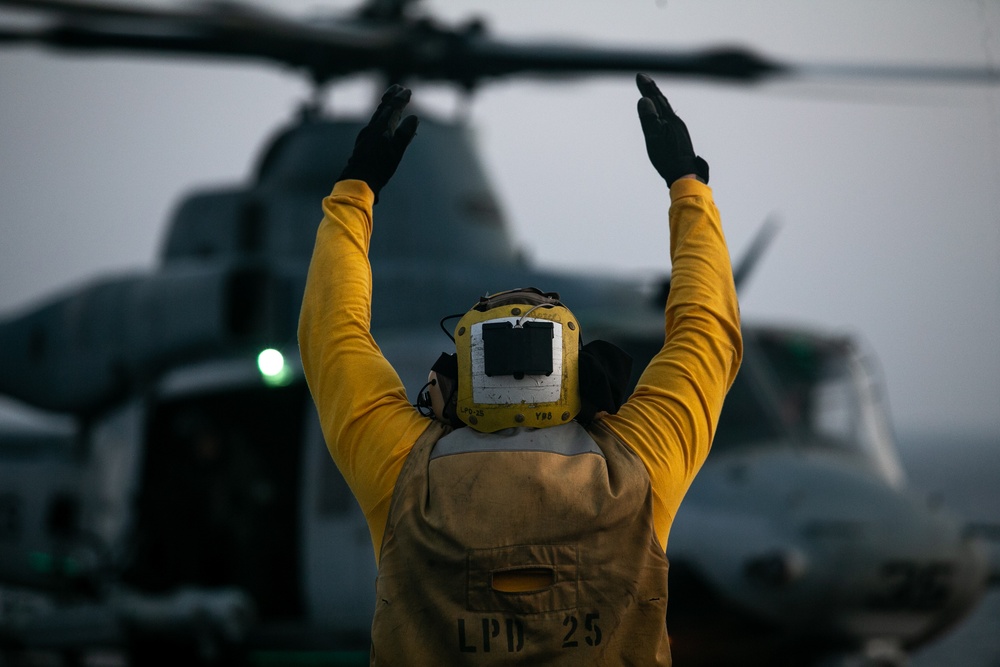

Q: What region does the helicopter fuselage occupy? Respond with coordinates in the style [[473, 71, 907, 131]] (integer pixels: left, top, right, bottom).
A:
[[0, 116, 990, 665]]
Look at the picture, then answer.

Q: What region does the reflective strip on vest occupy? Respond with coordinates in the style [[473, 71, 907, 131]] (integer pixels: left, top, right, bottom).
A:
[[430, 422, 605, 460]]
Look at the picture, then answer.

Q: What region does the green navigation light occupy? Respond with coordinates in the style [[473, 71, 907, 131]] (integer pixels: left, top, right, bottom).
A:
[[258, 348, 291, 386], [258, 348, 284, 376]]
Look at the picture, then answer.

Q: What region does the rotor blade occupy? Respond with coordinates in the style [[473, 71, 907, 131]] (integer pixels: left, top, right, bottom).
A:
[[0, 0, 388, 56], [453, 38, 999, 87], [0, 3, 784, 84], [451, 40, 787, 83], [358, 0, 416, 21], [0, 26, 37, 43], [733, 217, 780, 294], [0, 23, 391, 77], [0, 0, 243, 23], [2, 1, 997, 89], [0, 1, 400, 83], [0, 0, 319, 25], [796, 61, 1000, 86]]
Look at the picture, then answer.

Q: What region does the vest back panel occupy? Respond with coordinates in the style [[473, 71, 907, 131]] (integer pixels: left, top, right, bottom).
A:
[[372, 422, 672, 666]]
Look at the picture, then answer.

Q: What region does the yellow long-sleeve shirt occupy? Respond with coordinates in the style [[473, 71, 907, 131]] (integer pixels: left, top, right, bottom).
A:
[[298, 178, 741, 562]]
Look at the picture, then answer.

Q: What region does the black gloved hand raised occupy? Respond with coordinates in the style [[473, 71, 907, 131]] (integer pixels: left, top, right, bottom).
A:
[[339, 84, 419, 203], [636, 73, 709, 187]]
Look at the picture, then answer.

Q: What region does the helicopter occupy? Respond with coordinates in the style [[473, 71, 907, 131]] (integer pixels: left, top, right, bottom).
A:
[[0, 1, 998, 665]]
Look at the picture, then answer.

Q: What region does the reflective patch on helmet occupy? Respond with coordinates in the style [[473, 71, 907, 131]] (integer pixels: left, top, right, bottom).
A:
[[470, 317, 563, 405]]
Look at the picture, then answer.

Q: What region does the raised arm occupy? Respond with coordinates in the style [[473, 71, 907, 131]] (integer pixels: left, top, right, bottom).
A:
[[298, 86, 432, 557], [599, 74, 743, 550]]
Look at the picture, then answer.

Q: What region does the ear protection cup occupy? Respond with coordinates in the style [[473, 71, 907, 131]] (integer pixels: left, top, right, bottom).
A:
[[427, 353, 461, 427]]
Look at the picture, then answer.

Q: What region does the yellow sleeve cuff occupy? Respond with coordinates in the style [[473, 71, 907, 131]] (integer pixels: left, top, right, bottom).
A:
[[332, 178, 377, 203], [669, 177, 712, 202]]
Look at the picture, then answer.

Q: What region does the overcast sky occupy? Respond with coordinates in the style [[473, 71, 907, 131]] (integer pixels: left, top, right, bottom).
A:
[[1, 0, 998, 440]]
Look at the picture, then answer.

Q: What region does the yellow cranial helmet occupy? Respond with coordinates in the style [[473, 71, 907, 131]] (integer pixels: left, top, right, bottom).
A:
[[453, 288, 581, 433]]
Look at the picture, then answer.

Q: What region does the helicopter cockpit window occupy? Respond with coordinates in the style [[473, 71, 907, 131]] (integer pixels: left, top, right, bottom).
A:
[[754, 332, 862, 451], [712, 364, 786, 450], [612, 335, 784, 451]]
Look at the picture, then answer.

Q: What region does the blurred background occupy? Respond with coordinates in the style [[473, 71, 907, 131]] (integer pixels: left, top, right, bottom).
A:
[[1, 0, 998, 662]]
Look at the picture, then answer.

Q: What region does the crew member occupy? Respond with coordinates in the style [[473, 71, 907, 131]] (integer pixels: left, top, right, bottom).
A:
[[299, 74, 742, 665]]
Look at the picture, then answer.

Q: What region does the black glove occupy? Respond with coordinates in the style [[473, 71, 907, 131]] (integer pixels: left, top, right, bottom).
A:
[[339, 84, 419, 203], [636, 73, 709, 187]]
